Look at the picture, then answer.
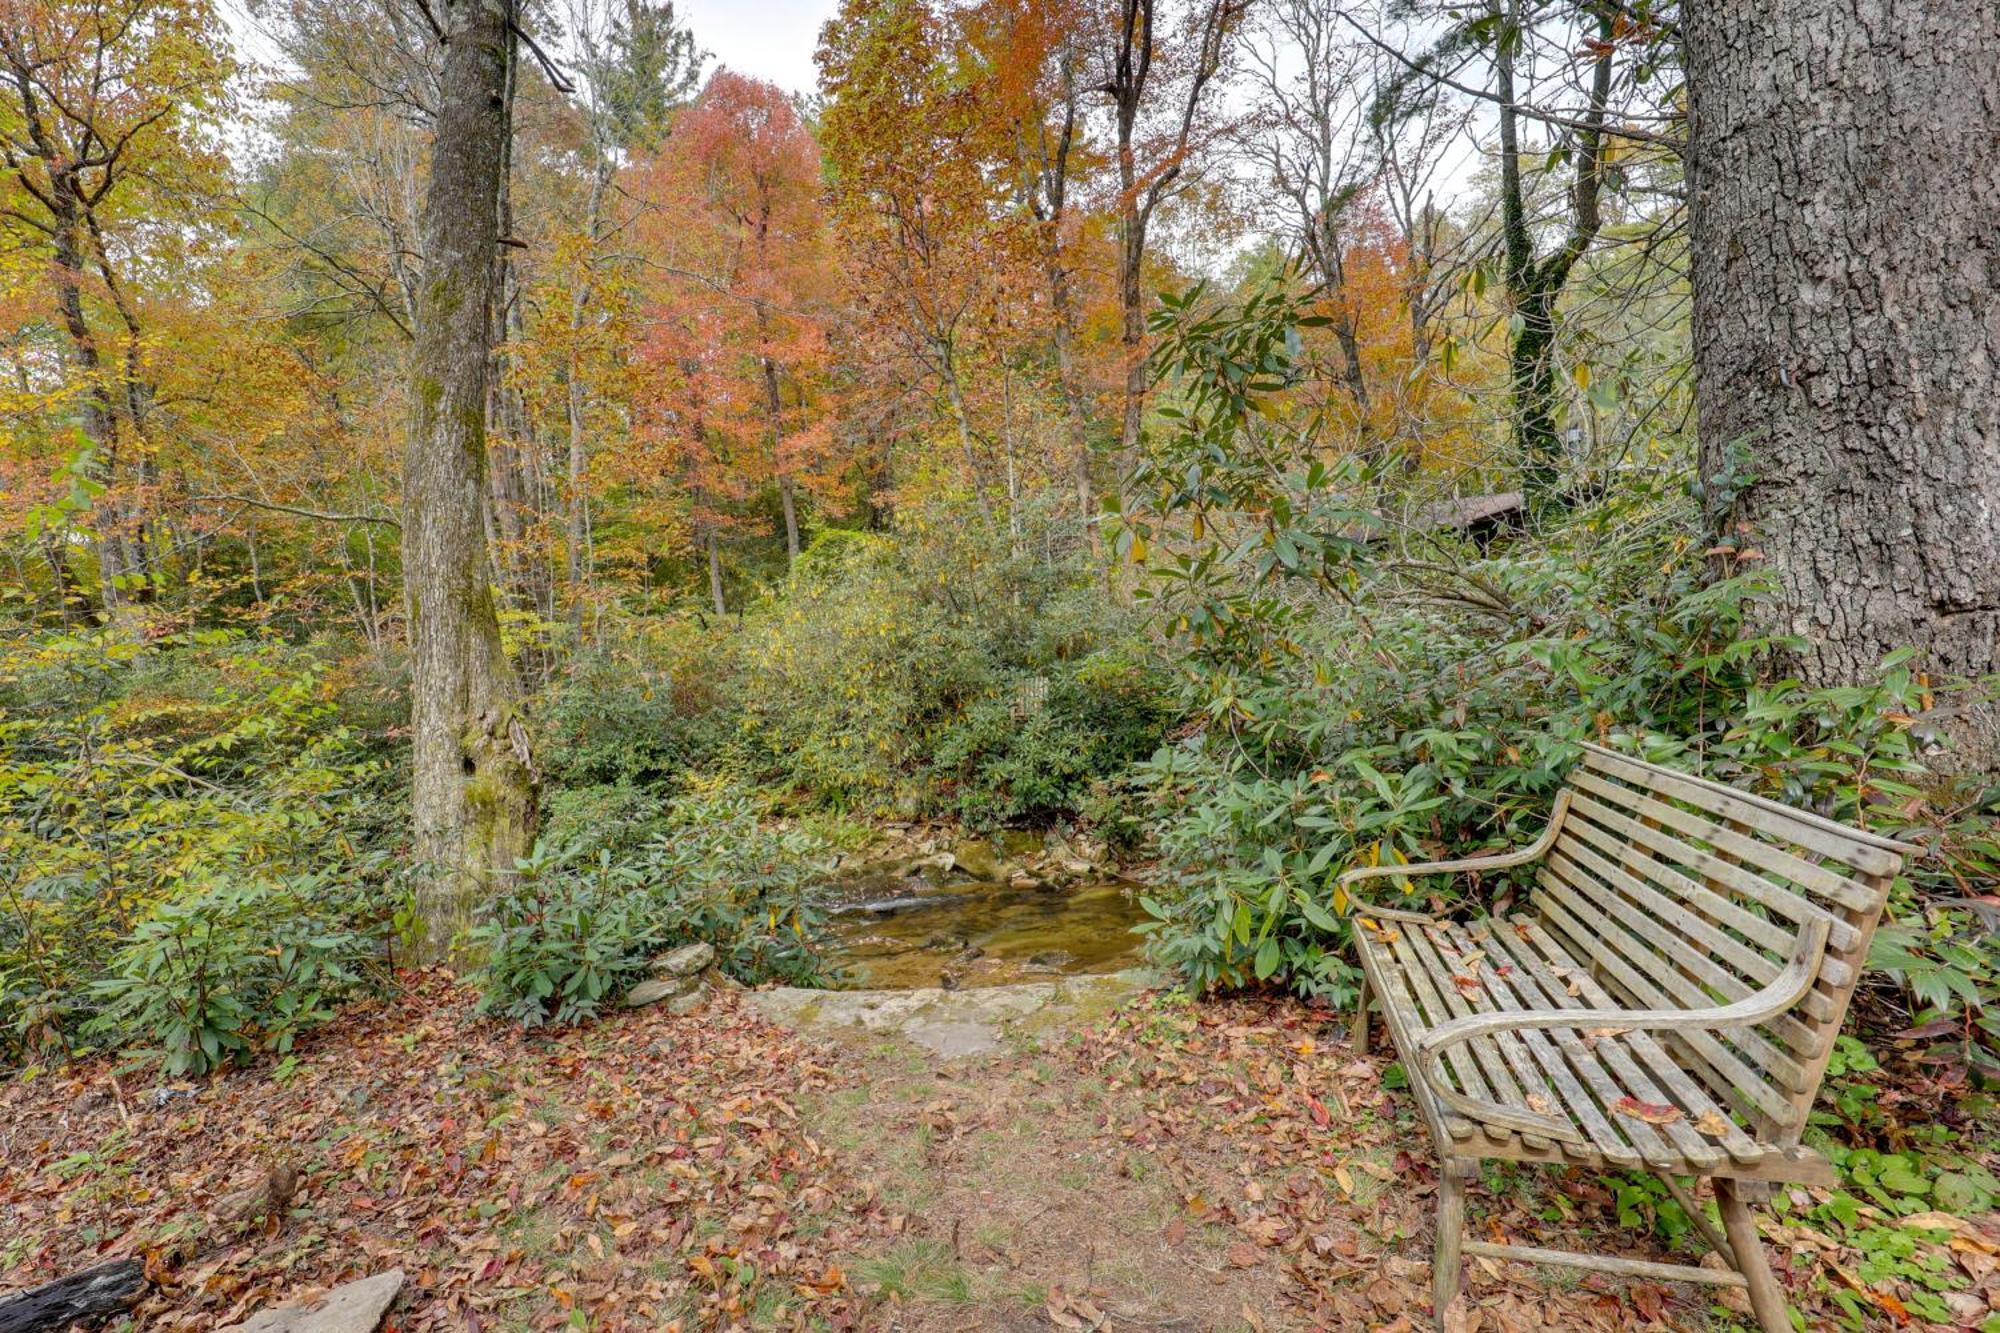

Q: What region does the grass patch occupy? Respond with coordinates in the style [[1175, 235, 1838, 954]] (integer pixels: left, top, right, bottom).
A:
[[854, 1237, 972, 1302]]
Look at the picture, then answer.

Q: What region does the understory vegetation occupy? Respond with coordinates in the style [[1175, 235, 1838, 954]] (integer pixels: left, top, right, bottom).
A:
[[2, 0, 1997, 1325]]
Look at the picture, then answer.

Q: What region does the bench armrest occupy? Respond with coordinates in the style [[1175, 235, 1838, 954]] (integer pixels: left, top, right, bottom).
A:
[[1413, 918, 1833, 1143], [1334, 792, 1573, 924]]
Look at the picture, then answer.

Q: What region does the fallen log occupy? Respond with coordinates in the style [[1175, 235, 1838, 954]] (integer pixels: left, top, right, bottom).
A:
[[0, 1258, 146, 1333]]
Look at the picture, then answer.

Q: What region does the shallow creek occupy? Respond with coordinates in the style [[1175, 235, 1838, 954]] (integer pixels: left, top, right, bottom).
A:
[[821, 844, 1149, 989]]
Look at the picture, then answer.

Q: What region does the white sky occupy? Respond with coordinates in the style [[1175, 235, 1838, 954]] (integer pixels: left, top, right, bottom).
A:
[[681, 0, 840, 99]]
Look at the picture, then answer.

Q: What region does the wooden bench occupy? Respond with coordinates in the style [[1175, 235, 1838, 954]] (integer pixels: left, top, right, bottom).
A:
[[1338, 742, 1919, 1332]]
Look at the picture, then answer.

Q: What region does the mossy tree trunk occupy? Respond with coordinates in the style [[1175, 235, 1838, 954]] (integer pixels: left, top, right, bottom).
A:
[[1687, 0, 2000, 772], [404, 0, 537, 959], [1493, 0, 1613, 517]]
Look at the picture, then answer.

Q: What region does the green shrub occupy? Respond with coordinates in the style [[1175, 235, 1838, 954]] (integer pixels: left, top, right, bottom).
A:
[[1119, 277, 1995, 1061], [540, 781, 666, 859], [467, 843, 661, 1029], [634, 784, 832, 986], [470, 783, 833, 1027], [930, 652, 1173, 828], [0, 628, 400, 1062], [735, 531, 992, 811], [85, 875, 386, 1075], [538, 627, 738, 790]]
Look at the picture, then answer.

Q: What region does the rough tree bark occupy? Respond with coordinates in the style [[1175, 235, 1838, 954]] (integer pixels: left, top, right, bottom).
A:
[[404, 0, 537, 956], [1686, 1, 2000, 771]]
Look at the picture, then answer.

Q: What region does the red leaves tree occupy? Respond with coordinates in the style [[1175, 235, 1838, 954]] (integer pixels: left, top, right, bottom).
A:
[[630, 71, 845, 607]]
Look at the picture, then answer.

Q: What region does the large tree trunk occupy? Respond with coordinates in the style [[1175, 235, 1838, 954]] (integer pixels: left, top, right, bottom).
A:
[[404, 0, 537, 957], [1687, 2, 2000, 771]]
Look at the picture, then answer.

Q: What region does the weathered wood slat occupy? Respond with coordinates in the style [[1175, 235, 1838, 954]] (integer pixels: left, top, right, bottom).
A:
[[1561, 784, 1861, 960], [1554, 819, 1844, 1020], [1498, 920, 1769, 1166], [1438, 923, 1670, 1169], [1471, 922, 1725, 1170], [1570, 768, 1883, 915], [1541, 854, 1818, 1088], [1463, 1240, 1750, 1287], [1534, 879, 1801, 1126], [1564, 788, 1863, 955], [1550, 830, 1833, 1046], [1385, 928, 1501, 1111], [1402, 926, 1564, 1154], [1578, 746, 1910, 876], [1352, 929, 1475, 1141]]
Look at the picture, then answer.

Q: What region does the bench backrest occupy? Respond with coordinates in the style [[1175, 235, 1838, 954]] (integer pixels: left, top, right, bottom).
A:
[[1530, 743, 1918, 1144]]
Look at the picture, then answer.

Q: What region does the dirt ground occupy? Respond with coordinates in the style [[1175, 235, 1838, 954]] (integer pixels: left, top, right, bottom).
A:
[[5, 978, 1993, 1330]]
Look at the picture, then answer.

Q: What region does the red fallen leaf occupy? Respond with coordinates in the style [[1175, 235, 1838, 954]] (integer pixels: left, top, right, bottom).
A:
[[1612, 1096, 1683, 1125], [1631, 1282, 1665, 1320], [1226, 1242, 1261, 1268], [1307, 1095, 1330, 1128], [1163, 1218, 1187, 1245], [1451, 976, 1482, 995]]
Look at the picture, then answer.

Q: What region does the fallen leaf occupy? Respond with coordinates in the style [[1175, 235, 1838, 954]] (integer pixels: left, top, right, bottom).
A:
[[1612, 1096, 1683, 1125]]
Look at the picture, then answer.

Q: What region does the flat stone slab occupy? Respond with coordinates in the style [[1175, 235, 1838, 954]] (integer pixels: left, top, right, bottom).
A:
[[651, 941, 716, 977], [221, 1269, 403, 1333], [627, 974, 698, 1007], [744, 971, 1148, 1059]]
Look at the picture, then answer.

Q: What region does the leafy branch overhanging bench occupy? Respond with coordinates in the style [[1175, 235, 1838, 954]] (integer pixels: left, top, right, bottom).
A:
[[1338, 743, 1920, 1333]]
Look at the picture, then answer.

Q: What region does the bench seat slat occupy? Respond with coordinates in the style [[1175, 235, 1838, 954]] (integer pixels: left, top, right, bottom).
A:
[[1534, 879, 1802, 1127], [1352, 914, 1789, 1172], [1391, 923, 1557, 1152], [1384, 927, 1500, 1109], [1437, 922, 1692, 1170], [1351, 924, 1476, 1141], [1467, 922, 1727, 1169], [1541, 852, 1819, 1088], [1410, 924, 1641, 1164], [1498, 920, 1770, 1165]]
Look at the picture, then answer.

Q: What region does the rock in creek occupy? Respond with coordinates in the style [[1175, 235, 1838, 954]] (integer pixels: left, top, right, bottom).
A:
[[949, 839, 1010, 883]]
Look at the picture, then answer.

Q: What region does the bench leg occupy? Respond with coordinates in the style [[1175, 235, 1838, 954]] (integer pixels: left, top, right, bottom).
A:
[[1716, 1177, 1789, 1333], [1432, 1159, 1470, 1327], [1350, 978, 1372, 1054]]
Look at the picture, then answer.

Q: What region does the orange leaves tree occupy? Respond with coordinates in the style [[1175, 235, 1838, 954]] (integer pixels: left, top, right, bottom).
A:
[[628, 70, 847, 609], [818, 0, 1023, 528], [0, 0, 234, 615]]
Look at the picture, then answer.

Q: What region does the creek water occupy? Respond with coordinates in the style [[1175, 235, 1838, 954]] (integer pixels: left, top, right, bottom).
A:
[[824, 875, 1150, 990]]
